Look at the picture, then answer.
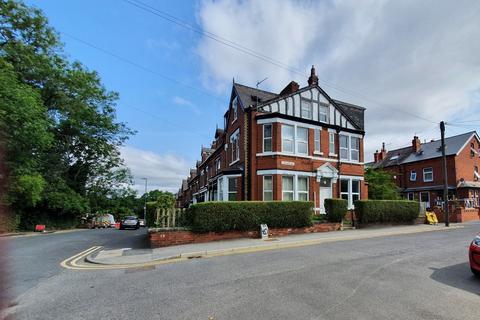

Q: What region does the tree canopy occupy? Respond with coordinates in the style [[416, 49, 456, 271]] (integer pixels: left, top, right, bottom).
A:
[[365, 168, 401, 200], [1, 0, 136, 229]]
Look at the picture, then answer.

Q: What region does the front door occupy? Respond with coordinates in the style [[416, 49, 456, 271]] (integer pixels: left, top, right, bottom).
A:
[[319, 178, 333, 214]]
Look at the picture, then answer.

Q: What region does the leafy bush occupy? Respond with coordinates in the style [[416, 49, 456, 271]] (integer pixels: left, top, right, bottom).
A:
[[355, 200, 419, 224], [187, 201, 313, 233], [324, 199, 348, 222]]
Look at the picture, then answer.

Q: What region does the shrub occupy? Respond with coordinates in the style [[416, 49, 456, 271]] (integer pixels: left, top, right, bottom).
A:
[[324, 198, 348, 222], [188, 201, 313, 233], [355, 200, 419, 224]]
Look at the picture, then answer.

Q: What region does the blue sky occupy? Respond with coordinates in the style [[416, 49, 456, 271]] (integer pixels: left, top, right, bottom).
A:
[[28, 0, 480, 193]]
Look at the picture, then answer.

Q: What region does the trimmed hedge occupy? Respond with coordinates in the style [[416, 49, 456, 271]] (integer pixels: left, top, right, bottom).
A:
[[324, 198, 348, 222], [355, 200, 420, 224], [187, 201, 313, 233]]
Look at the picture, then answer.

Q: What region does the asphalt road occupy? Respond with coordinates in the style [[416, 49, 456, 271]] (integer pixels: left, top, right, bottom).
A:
[[4, 223, 480, 320], [4, 228, 148, 299]]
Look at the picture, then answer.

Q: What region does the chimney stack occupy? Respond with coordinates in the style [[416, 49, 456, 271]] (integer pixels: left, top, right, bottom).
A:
[[412, 136, 421, 153], [280, 81, 300, 96], [373, 143, 388, 162], [308, 65, 319, 86]]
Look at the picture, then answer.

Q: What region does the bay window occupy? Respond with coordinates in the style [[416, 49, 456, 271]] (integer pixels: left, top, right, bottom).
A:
[[263, 176, 273, 201], [314, 129, 321, 153], [329, 132, 335, 154], [263, 124, 272, 152], [230, 130, 240, 163], [340, 135, 349, 160], [297, 177, 309, 201], [350, 137, 360, 161], [228, 177, 237, 201], [340, 178, 362, 209], [296, 127, 308, 155], [282, 176, 294, 200], [282, 125, 294, 153]]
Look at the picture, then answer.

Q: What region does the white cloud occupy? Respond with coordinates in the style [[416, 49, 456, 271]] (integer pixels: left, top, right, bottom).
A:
[[172, 96, 201, 114], [120, 145, 190, 195], [196, 0, 480, 160]]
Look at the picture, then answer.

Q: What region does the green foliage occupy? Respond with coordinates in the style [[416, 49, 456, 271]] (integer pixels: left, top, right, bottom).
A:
[[142, 191, 175, 227], [365, 168, 401, 200], [187, 201, 313, 233], [0, 1, 135, 228], [355, 200, 420, 224], [324, 198, 348, 222]]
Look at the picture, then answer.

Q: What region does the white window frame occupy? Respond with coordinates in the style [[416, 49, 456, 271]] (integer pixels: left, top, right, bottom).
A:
[[282, 176, 295, 201], [340, 177, 362, 209], [301, 99, 312, 119], [314, 129, 321, 154], [263, 124, 272, 152], [339, 134, 360, 163], [281, 124, 294, 153], [281, 174, 310, 201], [407, 192, 414, 201], [232, 97, 238, 123], [296, 126, 309, 155], [329, 132, 336, 155], [297, 176, 309, 201], [410, 171, 417, 181], [230, 129, 240, 164], [423, 167, 433, 182], [228, 177, 237, 201], [263, 176, 273, 201], [319, 103, 329, 122], [340, 135, 349, 160], [350, 137, 360, 162], [215, 158, 221, 172]]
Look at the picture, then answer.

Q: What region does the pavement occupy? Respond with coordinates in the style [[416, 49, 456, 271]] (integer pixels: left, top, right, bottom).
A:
[[85, 223, 464, 266]]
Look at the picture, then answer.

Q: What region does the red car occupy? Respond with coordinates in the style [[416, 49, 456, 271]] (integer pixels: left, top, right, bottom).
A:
[[469, 235, 480, 276]]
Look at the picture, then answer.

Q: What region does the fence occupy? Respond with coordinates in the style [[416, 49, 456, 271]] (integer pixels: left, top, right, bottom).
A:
[[155, 208, 185, 228]]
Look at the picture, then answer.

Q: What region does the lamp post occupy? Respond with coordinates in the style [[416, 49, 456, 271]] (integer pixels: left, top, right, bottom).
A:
[[141, 178, 148, 226]]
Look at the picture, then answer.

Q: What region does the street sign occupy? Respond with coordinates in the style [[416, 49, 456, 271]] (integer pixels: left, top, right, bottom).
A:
[[260, 224, 269, 240]]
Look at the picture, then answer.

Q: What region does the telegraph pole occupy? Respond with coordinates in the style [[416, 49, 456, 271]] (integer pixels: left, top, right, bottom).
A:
[[142, 178, 148, 226], [440, 121, 449, 227]]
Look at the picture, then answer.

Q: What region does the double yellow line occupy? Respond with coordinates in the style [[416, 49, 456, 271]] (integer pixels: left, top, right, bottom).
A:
[[60, 246, 189, 270]]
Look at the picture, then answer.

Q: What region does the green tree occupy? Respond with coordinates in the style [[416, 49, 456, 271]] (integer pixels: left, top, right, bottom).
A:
[[1, 0, 134, 229], [365, 168, 401, 200]]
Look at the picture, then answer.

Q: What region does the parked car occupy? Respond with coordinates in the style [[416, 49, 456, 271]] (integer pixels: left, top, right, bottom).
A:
[[469, 235, 480, 276], [120, 216, 140, 230]]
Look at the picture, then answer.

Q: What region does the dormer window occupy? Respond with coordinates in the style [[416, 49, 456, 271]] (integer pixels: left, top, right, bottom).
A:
[[232, 97, 238, 123]]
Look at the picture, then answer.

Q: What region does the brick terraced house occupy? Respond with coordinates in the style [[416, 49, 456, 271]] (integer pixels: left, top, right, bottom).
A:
[[370, 131, 480, 210], [176, 66, 367, 213]]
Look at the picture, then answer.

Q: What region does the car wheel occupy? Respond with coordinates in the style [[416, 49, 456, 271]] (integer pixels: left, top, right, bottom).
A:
[[472, 267, 480, 277]]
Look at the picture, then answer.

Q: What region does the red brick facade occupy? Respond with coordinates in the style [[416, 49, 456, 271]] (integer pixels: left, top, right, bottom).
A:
[[371, 131, 480, 212], [176, 67, 367, 213]]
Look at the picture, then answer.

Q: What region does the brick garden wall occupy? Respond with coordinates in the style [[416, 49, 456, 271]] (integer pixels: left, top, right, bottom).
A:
[[149, 222, 341, 248]]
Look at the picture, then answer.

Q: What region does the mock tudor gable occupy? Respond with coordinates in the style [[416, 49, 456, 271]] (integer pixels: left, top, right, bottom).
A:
[[176, 65, 367, 211]]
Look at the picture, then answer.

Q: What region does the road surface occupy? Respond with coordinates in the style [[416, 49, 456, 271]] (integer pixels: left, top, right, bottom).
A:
[[4, 223, 480, 319]]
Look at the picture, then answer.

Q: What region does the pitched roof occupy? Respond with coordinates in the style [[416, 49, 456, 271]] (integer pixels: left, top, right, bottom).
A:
[[234, 82, 365, 131], [332, 99, 365, 131], [372, 131, 478, 169], [233, 83, 278, 108]]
